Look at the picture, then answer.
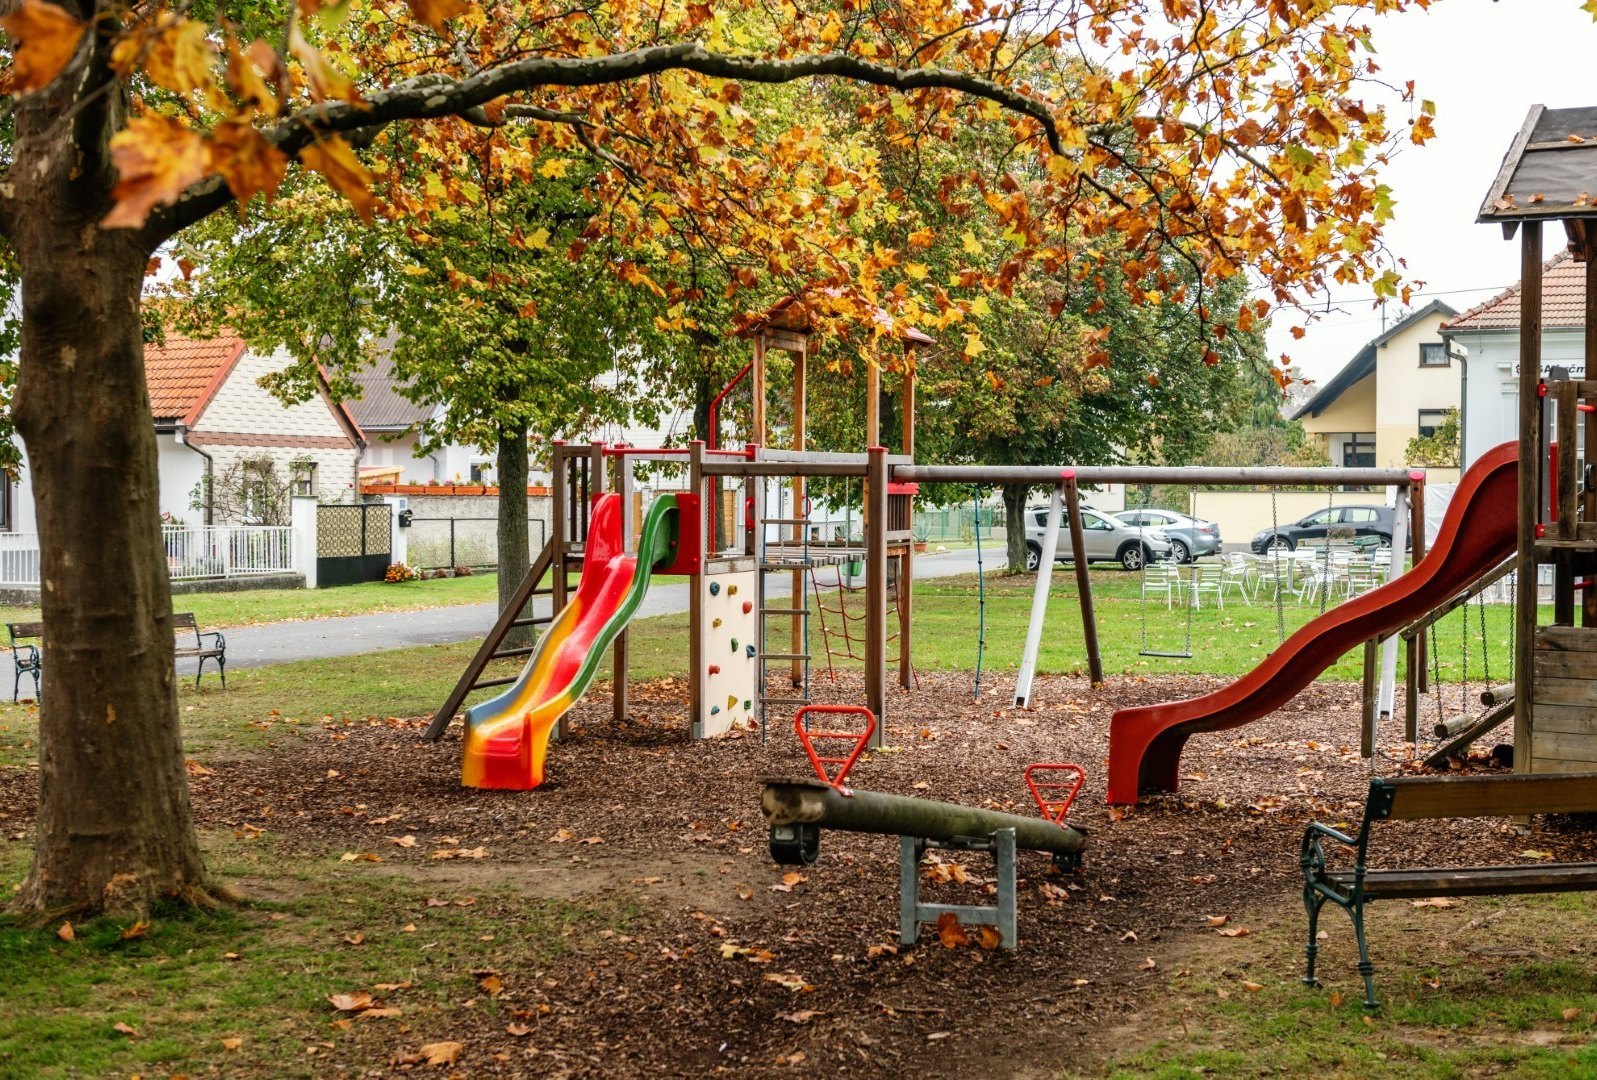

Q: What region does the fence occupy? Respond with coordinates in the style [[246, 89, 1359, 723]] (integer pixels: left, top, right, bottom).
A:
[[407, 516, 549, 571], [0, 525, 296, 586], [912, 505, 1005, 544]]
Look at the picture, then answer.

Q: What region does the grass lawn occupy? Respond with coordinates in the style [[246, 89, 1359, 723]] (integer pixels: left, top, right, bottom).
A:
[[0, 573, 501, 631]]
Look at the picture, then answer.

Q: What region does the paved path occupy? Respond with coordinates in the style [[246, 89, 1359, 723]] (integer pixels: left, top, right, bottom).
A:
[[198, 549, 988, 672]]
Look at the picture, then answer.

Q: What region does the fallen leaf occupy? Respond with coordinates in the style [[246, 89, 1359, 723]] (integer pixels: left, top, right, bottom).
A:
[[548, 828, 574, 843], [327, 991, 374, 1013], [763, 972, 811, 991], [1120, 930, 1138, 943], [926, 1031, 952, 1041], [387, 835, 418, 848], [221, 1036, 243, 1051], [56, 921, 74, 942], [342, 932, 364, 946], [113, 1021, 140, 1038], [1217, 927, 1249, 938], [120, 920, 149, 940], [419, 1040, 463, 1066], [1565, 1007, 1583, 1021], [1205, 915, 1229, 928], [1411, 897, 1459, 909], [477, 973, 504, 996], [1241, 980, 1264, 992], [1520, 850, 1554, 861], [778, 1009, 817, 1024], [866, 943, 898, 959], [977, 926, 1002, 950], [507, 1022, 532, 1037], [1329, 991, 1343, 1008], [1139, 957, 1157, 971], [936, 912, 969, 949]]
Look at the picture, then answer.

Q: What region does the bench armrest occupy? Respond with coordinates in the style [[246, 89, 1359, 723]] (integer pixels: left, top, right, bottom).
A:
[[10, 643, 38, 666], [198, 631, 225, 650], [1301, 820, 1363, 899]]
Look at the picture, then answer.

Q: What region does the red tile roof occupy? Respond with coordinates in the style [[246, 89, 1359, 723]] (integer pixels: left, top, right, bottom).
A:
[[145, 333, 247, 425], [1445, 251, 1585, 331]]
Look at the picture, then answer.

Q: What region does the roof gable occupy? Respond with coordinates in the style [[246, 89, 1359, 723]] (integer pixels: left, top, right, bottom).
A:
[[1444, 251, 1584, 332], [1289, 299, 1457, 420], [145, 333, 248, 425]]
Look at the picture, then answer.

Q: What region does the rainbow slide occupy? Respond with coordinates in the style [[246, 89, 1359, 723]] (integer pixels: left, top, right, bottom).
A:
[[1106, 442, 1519, 805], [461, 492, 678, 790]]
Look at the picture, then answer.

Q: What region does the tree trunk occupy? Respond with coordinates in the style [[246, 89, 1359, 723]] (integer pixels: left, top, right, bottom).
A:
[[497, 420, 532, 648], [1002, 484, 1030, 574], [9, 47, 210, 915]]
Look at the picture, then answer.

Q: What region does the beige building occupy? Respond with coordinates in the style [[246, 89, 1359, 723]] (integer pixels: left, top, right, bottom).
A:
[[1291, 300, 1461, 472]]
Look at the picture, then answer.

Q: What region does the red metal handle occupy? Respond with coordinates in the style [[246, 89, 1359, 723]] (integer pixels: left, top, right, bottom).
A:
[[794, 705, 877, 793], [1025, 763, 1086, 826]]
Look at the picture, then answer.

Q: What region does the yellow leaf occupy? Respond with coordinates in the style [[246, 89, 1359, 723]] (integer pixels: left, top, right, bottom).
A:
[[225, 37, 280, 116], [526, 227, 551, 250], [300, 135, 377, 223], [961, 230, 982, 255], [404, 0, 468, 30], [419, 1041, 463, 1066], [211, 121, 287, 207], [221, 1036, 244, 1051], [0, 0, 86, 95], [288, 23, 356, 104], [104, 115, 211, 230], [144, 16, 217, 98], [965, 333, 986, 360], [539, 157, 572, 179]]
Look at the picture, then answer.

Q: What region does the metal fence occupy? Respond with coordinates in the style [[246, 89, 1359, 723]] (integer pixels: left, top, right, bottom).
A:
[[0, 525, 295, 586], [912, 505, 1006, 544], [408, 516, 549, 571]]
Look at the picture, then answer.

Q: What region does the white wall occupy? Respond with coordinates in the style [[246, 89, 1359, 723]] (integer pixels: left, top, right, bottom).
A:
[[363, 431, 439, 484], [7, 436, 35, 533], [1454, 328, 1585, 467], [158, 434, 207, 522]]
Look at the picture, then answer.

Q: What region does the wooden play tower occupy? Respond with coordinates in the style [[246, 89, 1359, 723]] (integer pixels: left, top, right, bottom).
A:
[[1481, 105, 1597, 772]]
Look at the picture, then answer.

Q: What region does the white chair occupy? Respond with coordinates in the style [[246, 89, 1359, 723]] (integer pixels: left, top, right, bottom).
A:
[[1189, 561, 1224, 610], [1142, 561, 1181, 609], [1221, 555, 1253, 606]]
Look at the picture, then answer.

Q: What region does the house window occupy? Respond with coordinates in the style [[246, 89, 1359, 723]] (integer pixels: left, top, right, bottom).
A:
[[292, 461, 317, 497], [1417, 409, 1449, 439], [1419, 342, 1449, 368], [1343, 434, 1376, 468], [0, 479, 11, 532], [469, 460, 494, 485]]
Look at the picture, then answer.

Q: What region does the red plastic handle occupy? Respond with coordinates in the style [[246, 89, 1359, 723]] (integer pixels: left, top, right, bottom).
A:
[[1024, 763, 1086, 826], [794, 705, 877, 793]]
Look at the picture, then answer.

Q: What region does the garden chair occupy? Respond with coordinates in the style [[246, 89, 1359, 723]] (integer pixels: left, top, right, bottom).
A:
[[1142, 560, 1182, 609], [1221, 555, 1253, 606], [1188, 561, 1224, 610]]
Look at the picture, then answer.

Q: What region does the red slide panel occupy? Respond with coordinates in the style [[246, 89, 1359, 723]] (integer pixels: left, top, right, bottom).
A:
[[1106, 442, 1519, 805]]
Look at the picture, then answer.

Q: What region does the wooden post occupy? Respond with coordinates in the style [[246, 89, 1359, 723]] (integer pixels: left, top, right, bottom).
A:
[[898, 547, 913, 689], [689, 440, 705, 738], [1063, 473, 1104, 685], [865, 446, 888, 744], [866, 358, 881, 448], [1361, 637, 1379, 758], [900, 347, 916, 458], [1404, 634, 1419, 744], [1514, 220, 1543, 774], [752, 334, 767, 446], [1555, 381, 1578, 627]]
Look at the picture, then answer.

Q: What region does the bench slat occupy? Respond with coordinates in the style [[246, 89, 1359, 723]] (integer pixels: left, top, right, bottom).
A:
[[1379, 773, 1597, 821], [1327, 863, 1597, 900]]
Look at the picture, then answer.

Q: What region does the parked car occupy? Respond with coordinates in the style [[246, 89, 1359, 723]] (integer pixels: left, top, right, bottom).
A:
[[1113, 508, 1221, 563], [1024, 505, 1174, 571], [1250, 505, 1395, 553]]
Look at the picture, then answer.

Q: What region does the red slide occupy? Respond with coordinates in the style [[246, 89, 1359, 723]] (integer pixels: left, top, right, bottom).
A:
[[1106, 442, 1519, 805]]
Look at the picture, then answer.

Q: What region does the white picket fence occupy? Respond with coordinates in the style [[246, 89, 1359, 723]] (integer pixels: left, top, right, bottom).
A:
[[0, 525, 296, 586]]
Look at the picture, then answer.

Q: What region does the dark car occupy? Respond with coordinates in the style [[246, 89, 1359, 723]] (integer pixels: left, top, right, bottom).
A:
[[1250, 505, 1395, 553]]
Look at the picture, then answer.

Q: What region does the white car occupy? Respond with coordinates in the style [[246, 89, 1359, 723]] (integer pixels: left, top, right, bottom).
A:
[[1023, 505, 1174, 571]]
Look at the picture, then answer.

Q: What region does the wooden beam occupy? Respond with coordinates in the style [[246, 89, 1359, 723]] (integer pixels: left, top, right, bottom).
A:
[[1515, 220, 1544, 774], [1062, 475, 1104, 685], [866, 358, 881, 447], [752, 333, 767, 446], [901, 345, 916, 457]]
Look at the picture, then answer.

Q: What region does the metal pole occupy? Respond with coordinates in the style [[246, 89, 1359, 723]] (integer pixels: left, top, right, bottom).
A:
[[865, 446, 888, 743], [1015, 483, 1064, 707], [896, 464, 1418, 487], [1062, 472, 1104, 685], [1377, 482, 1410, 722]]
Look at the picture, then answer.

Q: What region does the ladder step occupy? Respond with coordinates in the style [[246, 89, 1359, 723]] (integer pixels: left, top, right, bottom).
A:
[[491, 646, 538, 659], [761, 607, 808, 616], [760, 652, 812, 661], [470, 676, 517, 690], [761, 561, 812, 570]]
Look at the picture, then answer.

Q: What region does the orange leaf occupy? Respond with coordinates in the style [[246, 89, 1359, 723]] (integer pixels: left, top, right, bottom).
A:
[[211, 121, 287, 207], [288, 23, 357, 104], [976, 926, 1002, 950], [144, 16, 217, 99], [56, 920, 74, 942], [104, 115, 211, 230], [120, 920, 149, 940], [404, 0, 469, 31], [935, 912, 968, 949], [327, 991, 373, 1012], [300, 135, 377, 223], [419, 1041, 463, 1066], [1, 0, 86, 95]]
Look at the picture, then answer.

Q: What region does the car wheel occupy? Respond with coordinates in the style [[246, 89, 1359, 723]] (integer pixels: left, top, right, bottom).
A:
[[1170, 539, 1191, 564], [1266, 535, 1295, 553], [1120, 543, 1147, 571], [1025, 542, 1041, 572]]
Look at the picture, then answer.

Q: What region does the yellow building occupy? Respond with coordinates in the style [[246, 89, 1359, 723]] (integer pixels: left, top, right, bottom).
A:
[[1291, 300, 1461, 470]]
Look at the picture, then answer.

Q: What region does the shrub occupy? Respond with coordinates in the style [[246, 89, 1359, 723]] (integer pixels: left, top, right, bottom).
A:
[[384, 562, 417, 583]]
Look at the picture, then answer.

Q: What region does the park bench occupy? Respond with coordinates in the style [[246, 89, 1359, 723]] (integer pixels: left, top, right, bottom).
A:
[[5, 613, 227, 700], [1302, 772, 1597, 1008]]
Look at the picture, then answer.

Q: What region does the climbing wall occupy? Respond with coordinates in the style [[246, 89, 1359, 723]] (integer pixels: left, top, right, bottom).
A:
[[699, 567, 760, 737]]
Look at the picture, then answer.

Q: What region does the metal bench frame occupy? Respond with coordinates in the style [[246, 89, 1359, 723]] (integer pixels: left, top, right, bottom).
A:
[[1303, 773, 1597, 1008], [172, 612, 227, 688], [6, 621, 42, 702]]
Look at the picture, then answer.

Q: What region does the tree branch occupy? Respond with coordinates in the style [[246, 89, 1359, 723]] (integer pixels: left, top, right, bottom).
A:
[[151, 42, 1061, 243]]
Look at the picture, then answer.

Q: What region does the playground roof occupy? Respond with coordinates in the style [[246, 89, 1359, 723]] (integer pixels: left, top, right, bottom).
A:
[[1289, 299, 1458, 421], [145, 332, 248, 426], [1479, 105, 1597, 225], [1444, 251, 1584, 332]]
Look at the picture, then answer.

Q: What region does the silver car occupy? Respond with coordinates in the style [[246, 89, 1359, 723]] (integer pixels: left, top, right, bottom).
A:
[[1113, 508, 1222, 564], [1024, 505, 1173, 571]]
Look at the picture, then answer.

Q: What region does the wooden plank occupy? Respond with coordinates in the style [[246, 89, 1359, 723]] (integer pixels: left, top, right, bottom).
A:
[[1534, 676, 1597, 707], [1526, 754, 1597, 775], [1557, 381, 1580, 540], [1532, 730, 1597, 764], [1333, 863, 1597, 900], [1518, 221, 1543, 773], [1361, 637, 1378, 758], [1533, 649, 1597, 680], [1536, 625, 1597, 651], [1530, 702, 1597, 734], [1384, 771, 1597, 820]]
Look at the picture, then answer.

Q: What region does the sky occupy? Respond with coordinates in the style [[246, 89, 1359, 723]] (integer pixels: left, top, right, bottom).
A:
[[1266, 0, 1597, 386]]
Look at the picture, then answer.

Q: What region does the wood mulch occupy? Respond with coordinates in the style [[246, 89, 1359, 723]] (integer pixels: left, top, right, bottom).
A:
[[5, 671, 1596, 1077]]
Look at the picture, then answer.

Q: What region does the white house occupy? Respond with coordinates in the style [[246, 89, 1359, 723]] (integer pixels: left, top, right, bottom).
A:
[[1443, 252, 1585, 468], [6, 332, 366, 530]]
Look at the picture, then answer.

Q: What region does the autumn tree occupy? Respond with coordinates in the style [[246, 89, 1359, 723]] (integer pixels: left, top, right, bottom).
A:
[[1, 0, 1440, 917]]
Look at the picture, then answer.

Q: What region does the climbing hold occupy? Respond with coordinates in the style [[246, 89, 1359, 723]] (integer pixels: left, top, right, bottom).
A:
[[709, 581, 720, 596], [741, 600, 753, 614], [710, 705, 721, 715], [728, 584, 738, 595], [745, 644, 756, 658], [712, 617, 722, 628], [727, 694, 738, 711], [730, 637, 739, 652], [742, 700, 752, 710], [708, 664, 721, 676]]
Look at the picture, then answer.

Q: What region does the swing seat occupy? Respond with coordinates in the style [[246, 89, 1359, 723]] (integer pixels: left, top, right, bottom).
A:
[[1139, 649, 1193, 659]]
